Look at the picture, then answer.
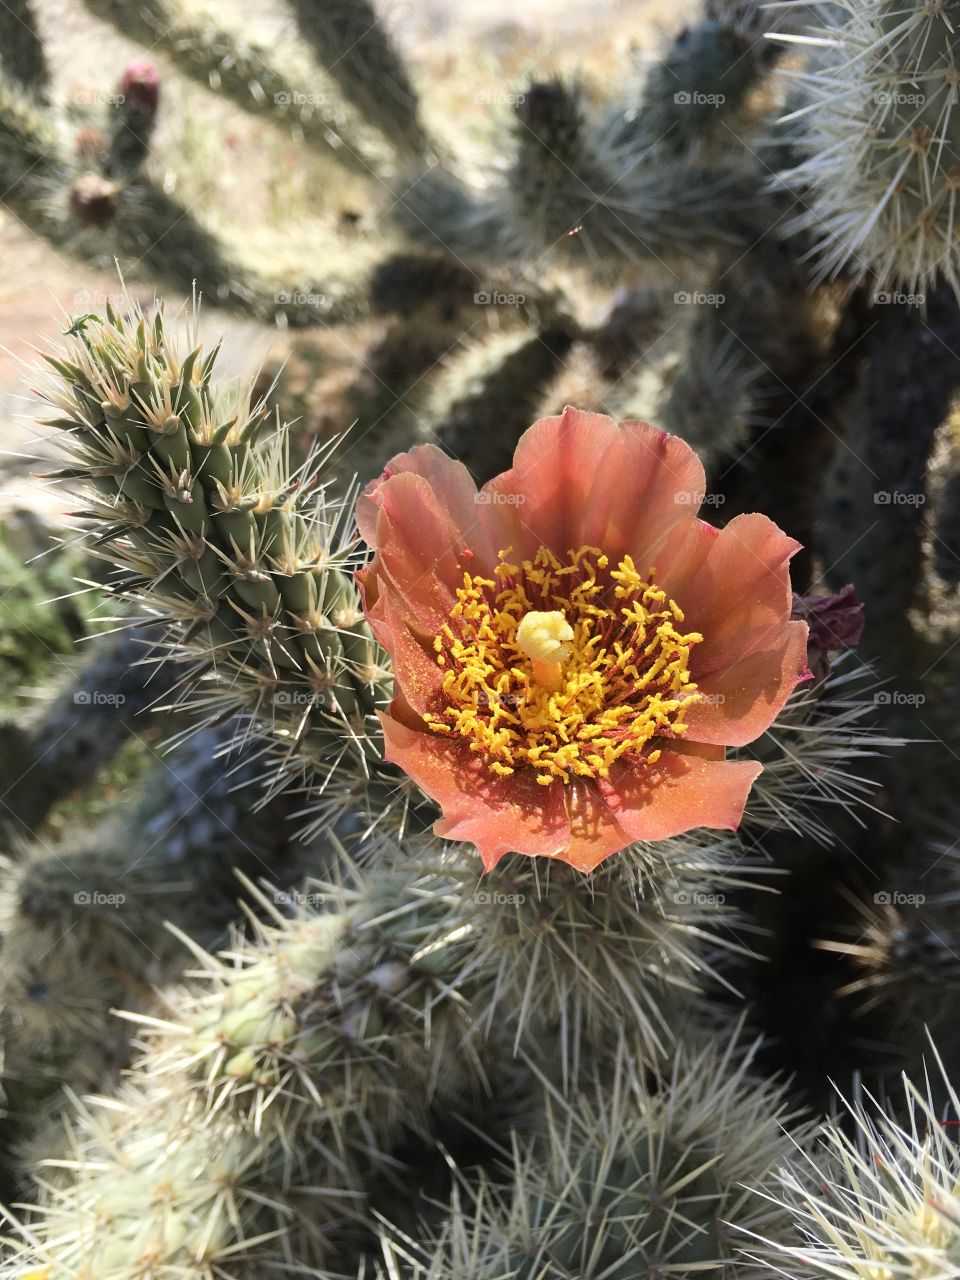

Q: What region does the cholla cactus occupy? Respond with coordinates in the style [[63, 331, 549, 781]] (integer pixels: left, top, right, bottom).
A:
[[746, 1042, 960, 1279], [0, 838, 786, 1277], [378, 1033, 807, 1279], [2, 2, 956, 1272], [774, 0, 960, 298], [77, 0, 390, 174], [35, 302, 403, 827]]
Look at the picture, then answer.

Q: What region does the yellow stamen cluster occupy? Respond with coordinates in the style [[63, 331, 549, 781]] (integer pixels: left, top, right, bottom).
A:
[[423, 545, 703, 786]]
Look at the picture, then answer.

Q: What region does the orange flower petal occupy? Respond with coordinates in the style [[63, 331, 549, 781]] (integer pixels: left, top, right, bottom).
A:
[[380, 712, 573, 871], [480, 406, 706, 569], [364, 474, 468, 633], [680, 512, 811, 746], [361, 580, 445, 717], [598, 752, 763, 842]]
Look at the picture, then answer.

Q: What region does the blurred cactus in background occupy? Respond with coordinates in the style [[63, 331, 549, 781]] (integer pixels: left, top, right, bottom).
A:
[[0, 0, 958, 1276]]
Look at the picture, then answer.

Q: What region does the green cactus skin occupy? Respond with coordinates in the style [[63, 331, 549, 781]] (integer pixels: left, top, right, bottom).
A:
[[377, 1034, 807, 1280], [392, 76, 760, 267], [603, 18, 777, 158], [77, 0, 389, 177], [0, 723, 318, 1182], [0, 858, 488, 1278], [774, 0, 960, 297], [419, 321, 577, 483], [820, 284, 960, 697], [34, 301, 407, 826], [0, 629, 178, 841], [104, 64, 160, 181], [289, 0, 430, 159], [0, 0, 49, 94], [0, 825, 775, 1277]]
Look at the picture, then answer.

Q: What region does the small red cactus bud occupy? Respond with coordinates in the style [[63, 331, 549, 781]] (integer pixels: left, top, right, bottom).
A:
[[120, 60, 160, 116], [792, 584, 865, 682], [74, 124, 106, 161], [69, 173, 119, 228]]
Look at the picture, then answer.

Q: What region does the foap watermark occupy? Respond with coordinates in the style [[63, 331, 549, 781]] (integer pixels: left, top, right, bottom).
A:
[[275, 289, 331, 311], [74, 689, 126, 707], [69, 87, 125, 108], [673, 890, 726, 906], [73, 288, 127, 311], [874, 291, 925, 307], [673, 90, 726, 107], [874, 90, 925, 107], [274, 90, 329, 108], [474, 289, 526, 307], [475, 690, 523, 707], [474, 890, 525, 906], [475, 490, 526, 505], [475, 89, 526, 107], [874, 490, 925, 506], [874, 690, 925, 707], [274, 889, 325, 909], [74, 890, 126, 906], [273, 689, 327, 707], [674, 290, 725, 308], [874, 890, 925, 906], [675, 490, 726, 507]]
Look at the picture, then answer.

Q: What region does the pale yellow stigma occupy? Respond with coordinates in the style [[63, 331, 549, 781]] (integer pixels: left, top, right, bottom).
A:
[[516, 609, 573, 693], [515, 610, 574, 663]]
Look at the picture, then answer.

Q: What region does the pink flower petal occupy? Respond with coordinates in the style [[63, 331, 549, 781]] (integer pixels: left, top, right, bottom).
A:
[[678, 512, 810, 746], [481, 406, 706, 571], [357, 444, 500, 571]]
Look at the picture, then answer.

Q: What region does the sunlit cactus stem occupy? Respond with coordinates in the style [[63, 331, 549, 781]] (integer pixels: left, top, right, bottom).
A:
[[289, 0, 430, 158], [35, 300, 405, 825], [774, 0, 960, 297]]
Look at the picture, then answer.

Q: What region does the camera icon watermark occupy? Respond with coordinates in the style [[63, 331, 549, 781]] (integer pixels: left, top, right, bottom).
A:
[[74, 890, 126, 906], [873, 890, 925, 906], [69, 87, 125, 108], [874, 90, 925, 106], [74, 288, 126, 311], [274, 90, 329, 108], [874, 291, 924, 306], [674, 490, 726, 506], [674, 290, 725, 308], [673, 90, 726, 107], [473, 890, 526, 906], [475, 690, 522, 707], [73, 689, 126, 706], [873, 690, 925, 707], [274, 289, 331, 310], [673, 890, 726, 906], [473, 289, 526, 307], [475, 89, 526, 106], [873, 490, 925, 506], [273, 889, 325, 908], [475, 490, 526, 505], [273, 689, 324, 707]]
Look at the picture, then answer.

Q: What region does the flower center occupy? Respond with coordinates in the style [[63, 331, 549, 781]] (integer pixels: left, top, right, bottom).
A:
[[423, 545, 704, 786]]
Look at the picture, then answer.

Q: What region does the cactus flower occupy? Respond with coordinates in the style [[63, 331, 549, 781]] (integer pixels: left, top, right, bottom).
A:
[[357, 408, 809, 872]]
